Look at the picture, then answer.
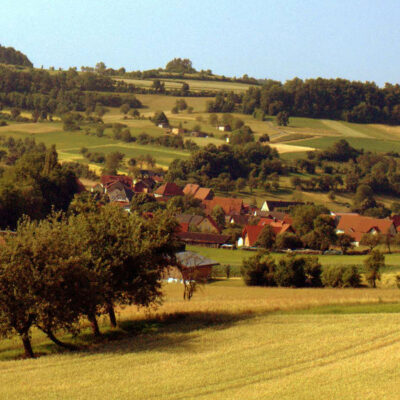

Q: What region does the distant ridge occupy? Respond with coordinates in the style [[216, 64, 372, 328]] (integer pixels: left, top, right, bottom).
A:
[[0, 44, 32, 67]]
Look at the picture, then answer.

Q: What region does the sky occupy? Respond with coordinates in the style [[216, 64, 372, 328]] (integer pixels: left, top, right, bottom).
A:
[[1, 0, 399, 86]]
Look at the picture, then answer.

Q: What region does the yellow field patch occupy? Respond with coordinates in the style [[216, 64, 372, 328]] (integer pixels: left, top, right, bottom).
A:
[[269, 142, 315, 153], [1, 283, 400, 399], [0, 123, 61, 134]]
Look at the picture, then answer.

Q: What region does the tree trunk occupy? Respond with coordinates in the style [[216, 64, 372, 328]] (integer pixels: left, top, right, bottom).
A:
[[42, 329, 77, 351], [88, 313, 101, 337], [21, 332, 35, 358], [107, 303, 117, 328]]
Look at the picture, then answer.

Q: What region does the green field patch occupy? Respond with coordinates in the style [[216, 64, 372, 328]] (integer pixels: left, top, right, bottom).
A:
[[63, 143, 189, 167], [293, 136, 400, 152]]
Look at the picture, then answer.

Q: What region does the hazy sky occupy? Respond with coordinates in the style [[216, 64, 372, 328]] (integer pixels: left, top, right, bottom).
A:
[[1, 0, 399, 85]]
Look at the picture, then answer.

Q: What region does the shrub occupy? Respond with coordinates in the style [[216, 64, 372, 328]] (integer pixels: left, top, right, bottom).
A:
[[321, 265, 361, 288], [303, 257, 322, 287], [275, 256, 306, 287], [275, 232, 302, 250], [274, 255, 322, 287], [241, 253, 276, 286]]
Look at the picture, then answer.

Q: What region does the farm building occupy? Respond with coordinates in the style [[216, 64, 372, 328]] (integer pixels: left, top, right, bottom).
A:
[[154, 182, 183, 198], [183, 184, 214, 200], [203, 196, 244, 215], [167, 251, 220, 281], [177, 232, 230, 248], [177, 214, 221, 234]]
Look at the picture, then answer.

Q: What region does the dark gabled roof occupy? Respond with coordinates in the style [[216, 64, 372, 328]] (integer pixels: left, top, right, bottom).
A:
[[107, 184, 134, 202], [263, 200, 304, 211], [177, 232, 230, 245], [176, 251, 219, 268], [229, 215, 250, 226], [101, 175, 133, 189]]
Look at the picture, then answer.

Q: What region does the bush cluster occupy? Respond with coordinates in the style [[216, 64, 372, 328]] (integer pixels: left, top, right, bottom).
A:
[[241, 253, 322, 288]]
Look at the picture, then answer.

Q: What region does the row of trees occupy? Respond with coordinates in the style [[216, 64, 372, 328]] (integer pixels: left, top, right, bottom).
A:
[[0, 202, 180, 358], [241, 250, 385, 288], [241, 77, 400, 124]]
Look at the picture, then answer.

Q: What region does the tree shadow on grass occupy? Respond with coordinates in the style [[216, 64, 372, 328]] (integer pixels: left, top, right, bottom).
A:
[[84, 311, 255, 356], [0, 311, 255, 361]]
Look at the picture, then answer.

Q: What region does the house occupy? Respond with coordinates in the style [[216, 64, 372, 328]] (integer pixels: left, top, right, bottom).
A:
[[218, 125, 231, 132], [100, 175, 133, 190], [237, 220, 294, 247], [176, 214, 221, 234], [133, 178, 155, 194], [167, 251, 220, 281], [107, 181, 134, 203], [183, 184, 214, 201], [261, 200, 304, 212], [229, 214, 250, 226], [158, 123, 169, 129], [177, 232, 230, 248], [137, 170, 165, 180], [238, 225, 263, 247], [203, 196, 244, 215], [183, 183, 200, 196], [336, 215, 396, 245], [172, 127, 185, 135], [154, 182, 183, 198], [258, 219, 294, 235]]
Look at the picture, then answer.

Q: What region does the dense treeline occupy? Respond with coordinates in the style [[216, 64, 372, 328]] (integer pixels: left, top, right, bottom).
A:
[[0, 66, 142, 114], [167, 143, 284, 189], [0, 44, 33, 67], [240, 77, 400, 124]]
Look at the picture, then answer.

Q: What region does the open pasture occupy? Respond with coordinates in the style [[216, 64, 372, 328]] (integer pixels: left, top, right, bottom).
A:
[[1, 282, 400, 399], [115, 77, 254, 93]]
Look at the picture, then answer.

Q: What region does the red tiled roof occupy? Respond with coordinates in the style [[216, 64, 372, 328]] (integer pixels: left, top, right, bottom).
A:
[[179, 223, 189, 233], [203, 196, 244, 215], [194, 188, 213, 200], [242, 225, 263, 246], [101, 175, 133, 189], [154, 182, 183, 197], [258, 218, 275, 227], [183, 183, 200, 196], [337, 215, 395, 241]]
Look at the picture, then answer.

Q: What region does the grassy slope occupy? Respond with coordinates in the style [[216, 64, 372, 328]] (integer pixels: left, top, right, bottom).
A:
[[1, 282, 400, 399], [2, 92, 400, 205]]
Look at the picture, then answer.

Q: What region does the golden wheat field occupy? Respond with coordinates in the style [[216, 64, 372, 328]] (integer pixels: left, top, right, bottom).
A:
[[1, 283, 400, 399]]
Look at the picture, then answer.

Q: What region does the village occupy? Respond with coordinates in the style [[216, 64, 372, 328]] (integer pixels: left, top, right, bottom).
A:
[[93, 172, 399, 256]]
